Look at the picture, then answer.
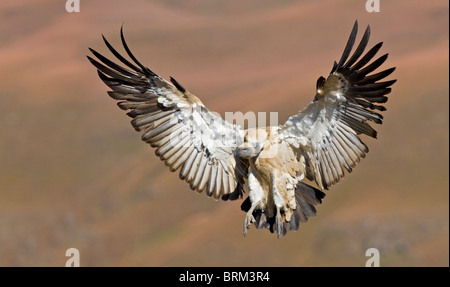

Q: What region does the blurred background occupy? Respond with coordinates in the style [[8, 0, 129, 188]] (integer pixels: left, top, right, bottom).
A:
[[0, 0, 448, 266]]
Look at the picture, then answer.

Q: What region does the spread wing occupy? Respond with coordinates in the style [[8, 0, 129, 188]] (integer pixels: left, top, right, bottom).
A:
[[87, 27, 244, 199], [279, 21, 396, 190]]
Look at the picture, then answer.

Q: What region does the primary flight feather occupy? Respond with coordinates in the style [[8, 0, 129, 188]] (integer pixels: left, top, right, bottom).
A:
[[88, 21, 396, 237]]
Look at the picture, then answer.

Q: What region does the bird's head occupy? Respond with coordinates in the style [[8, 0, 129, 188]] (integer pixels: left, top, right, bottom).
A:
[[234, 142, 263, 159]]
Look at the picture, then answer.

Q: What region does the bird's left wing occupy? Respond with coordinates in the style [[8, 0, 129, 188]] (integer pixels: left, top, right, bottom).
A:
[[87, 28, 244, 199], [279, 21, 396, 190]]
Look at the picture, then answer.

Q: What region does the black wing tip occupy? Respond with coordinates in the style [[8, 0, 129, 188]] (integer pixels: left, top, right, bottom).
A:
[[375, 105, 387, 111], [120, 26, 158, 77], [222, 185, 244, 201], [101, 33, 110, 45], [352, 19, 358, 33], [170, 76, 186, 93], [334, 19, 385, 73], [87, 47, 101, 58], [120, 23, 126, 40], [96, 69, 109, 82], [381, 67, 396, 77], [336, 23, 396, 96], [96, 26, 159, 78], [388, 79, 397, 86], [374, 42, 384, 50], [119, 27, 139, 65], [120, 24, 126, 41], [337, 21, 359, 67], [86, 55, 102, 70]]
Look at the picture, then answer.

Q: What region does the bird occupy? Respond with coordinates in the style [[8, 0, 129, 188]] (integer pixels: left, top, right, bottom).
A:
[[87, 20, 396, 237]]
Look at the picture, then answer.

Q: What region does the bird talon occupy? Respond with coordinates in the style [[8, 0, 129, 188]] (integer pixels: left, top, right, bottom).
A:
[[243, 212, 256, 237], [275, 208, 283, 238]]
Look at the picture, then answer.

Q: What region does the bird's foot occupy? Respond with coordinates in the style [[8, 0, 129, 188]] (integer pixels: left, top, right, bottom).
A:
[[275, 207, 283, 238], [243, 212, 256, 237]]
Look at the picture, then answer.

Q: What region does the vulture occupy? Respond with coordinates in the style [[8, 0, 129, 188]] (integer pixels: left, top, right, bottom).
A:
[[87, 21, 396, 237]]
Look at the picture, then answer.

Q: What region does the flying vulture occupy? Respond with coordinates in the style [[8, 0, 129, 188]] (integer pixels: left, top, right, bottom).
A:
[[88, 21, 396, 237]]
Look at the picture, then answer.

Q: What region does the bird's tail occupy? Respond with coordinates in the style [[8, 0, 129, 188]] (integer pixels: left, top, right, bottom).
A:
[[241, 182, 325, 237], [289, 182, 326, 230]]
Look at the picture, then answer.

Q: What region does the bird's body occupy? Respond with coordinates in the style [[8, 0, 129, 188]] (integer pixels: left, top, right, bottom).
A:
[[88, 21, 396, 237], [236, 127, 304, 235]]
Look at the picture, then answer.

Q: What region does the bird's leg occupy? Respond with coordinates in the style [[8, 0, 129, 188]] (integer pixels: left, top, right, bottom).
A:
[[275, 206, 283, 238], [243, 200, 260, 236]]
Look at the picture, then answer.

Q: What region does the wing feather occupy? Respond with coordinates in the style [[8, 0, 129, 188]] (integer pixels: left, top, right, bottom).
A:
[[88, 28, 244, 198], [214, 165, 223, 199], [180, 149, 199, 180], [172, 145, 195, 172], [186, 149, 202, 183], [207, 164, 218, 197], [222, 167, 230, 196], [198, 163, 212, 192], [280, 21, 396, 189], [192, 154, 208, 190], [326, 139, 343, 179], [167, 142, 191, 171]]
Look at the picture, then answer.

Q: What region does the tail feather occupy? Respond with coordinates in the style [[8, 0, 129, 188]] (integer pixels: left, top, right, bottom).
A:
[[292, 183, 325, 226], [241, 182, 325, 237]]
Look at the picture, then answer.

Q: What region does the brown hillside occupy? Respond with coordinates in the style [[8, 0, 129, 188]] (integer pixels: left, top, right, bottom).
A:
[[0, 0, 448, 266]]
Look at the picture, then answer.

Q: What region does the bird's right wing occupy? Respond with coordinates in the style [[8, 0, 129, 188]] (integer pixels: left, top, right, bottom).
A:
[[87, 28, 244, 199], [279, 21, 396, 190]]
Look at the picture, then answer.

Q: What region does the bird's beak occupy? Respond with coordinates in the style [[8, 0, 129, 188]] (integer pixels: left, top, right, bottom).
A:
[[234, 148, 245, 158], [234, 147, 253, 159]]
